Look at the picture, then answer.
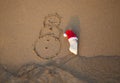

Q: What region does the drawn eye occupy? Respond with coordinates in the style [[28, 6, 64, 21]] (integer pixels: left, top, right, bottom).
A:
[[47, 39, 49, 41], [45, 47, 48, 49], [49, 28, 52, 30]]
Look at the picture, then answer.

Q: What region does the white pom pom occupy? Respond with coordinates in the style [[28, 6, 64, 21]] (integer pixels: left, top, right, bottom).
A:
[[63, 33, 67, 37]]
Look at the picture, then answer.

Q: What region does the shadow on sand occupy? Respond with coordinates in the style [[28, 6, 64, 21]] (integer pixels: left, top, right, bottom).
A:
[[0, 55, 120, 83]]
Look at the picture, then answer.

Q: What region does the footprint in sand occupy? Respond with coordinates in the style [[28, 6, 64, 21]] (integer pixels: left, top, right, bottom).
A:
[[11, 63, 81, 83]]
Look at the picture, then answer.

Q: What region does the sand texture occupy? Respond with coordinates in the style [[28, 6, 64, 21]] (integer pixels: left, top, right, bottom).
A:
[[0, 0, 120, 83]]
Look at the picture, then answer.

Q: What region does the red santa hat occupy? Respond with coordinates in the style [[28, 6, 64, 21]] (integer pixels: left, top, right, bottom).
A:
[[63, 29, 78, 40], [63, 29, 78, 55]]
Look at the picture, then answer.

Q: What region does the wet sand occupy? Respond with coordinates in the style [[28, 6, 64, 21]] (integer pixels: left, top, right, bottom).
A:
[[0, 0, 120, 83]]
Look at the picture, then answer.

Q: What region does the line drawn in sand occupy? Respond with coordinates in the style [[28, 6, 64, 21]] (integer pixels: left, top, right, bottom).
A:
[[33, 13, 63, 60]]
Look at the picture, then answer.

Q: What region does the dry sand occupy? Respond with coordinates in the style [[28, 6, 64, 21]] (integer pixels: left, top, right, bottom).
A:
[[0, 0, 120, 83]]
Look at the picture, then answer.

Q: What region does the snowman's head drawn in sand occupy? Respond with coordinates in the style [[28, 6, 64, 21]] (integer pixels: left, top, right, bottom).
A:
[[43, 13, 62, 27]]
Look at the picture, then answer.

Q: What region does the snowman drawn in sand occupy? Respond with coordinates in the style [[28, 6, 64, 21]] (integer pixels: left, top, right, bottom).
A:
[[34, 13, 63, 60]]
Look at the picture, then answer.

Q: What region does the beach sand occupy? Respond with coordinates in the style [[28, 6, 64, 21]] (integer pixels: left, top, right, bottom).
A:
[[0, 0, 120, 82]]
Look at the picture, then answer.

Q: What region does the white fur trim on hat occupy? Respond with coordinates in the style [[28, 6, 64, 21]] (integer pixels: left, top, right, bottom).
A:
[[69, 38, 78, 55], [68, 37, 78, 42]]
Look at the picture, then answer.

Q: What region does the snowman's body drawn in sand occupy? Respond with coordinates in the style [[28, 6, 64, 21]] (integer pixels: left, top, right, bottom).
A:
[[34, 13, 63, 60]]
